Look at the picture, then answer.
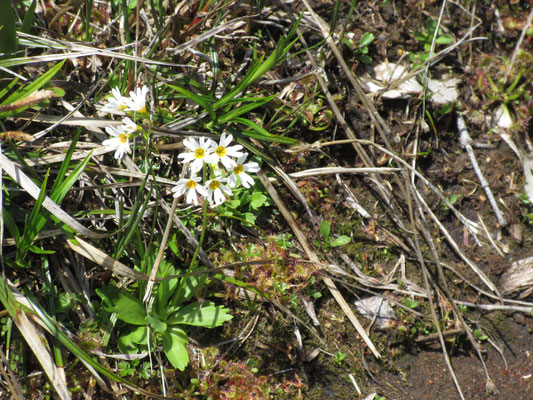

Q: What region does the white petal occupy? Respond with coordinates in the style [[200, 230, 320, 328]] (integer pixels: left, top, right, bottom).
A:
[[213, 189, 225, 206], [243, 161, 260, 172], [240, 173, 254, 188], [186, 189, 198, 205], [196, 184, 209, 198]]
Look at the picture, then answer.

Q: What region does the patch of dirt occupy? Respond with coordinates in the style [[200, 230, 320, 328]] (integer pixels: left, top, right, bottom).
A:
[[376, 313, 533, 399]]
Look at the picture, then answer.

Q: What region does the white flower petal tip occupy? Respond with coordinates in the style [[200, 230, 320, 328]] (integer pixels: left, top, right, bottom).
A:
[[125, 85, 149, 113], [101, 87, 128, 114]]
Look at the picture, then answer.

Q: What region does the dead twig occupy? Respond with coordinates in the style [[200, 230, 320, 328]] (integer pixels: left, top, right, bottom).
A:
[[458, 114, 507, 227]]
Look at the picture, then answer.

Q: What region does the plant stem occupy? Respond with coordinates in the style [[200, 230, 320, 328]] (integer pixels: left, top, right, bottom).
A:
[[142, 196, 179, 304]]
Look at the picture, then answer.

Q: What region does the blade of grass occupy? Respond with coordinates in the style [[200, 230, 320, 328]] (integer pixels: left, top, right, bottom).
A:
[[17, 169, 50, 263], [0, 60, 65, 109], [0, 152, 106, 239], [114, 173, 154, 260], [213, 15, 302, 109], [232, 117, 297, 144], [20, 0, 37, 34], [217, 94, 277, 124], [0, 278, 70, 399], [165, 83, 216, 120]]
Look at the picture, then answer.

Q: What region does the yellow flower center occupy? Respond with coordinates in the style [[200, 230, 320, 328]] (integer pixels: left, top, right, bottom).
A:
[[119, 134, 128, 144], [215, 146, 226, 157], [209, 180, 221, 190], [119, 105, 127, 111], [138, 106, 147, 113], [186, 180, 197, 189], [194, 148, 205, 159], [233, 164, 244, 175]]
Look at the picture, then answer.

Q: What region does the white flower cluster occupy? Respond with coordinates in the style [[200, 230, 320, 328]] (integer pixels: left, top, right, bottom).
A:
[[100, 86, 149, 160], [100, 85, 259, 206], [173, 133, 259, 207]]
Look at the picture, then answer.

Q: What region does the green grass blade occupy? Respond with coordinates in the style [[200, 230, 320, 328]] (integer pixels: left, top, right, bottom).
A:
[[0, 1, 17, 58], [213, 15, 301, 110], [234, 117, 297, 144], [3, 209, 21, 247], [114, 175, 154, 260], [49, 127, 82, 198], [217, 94, 277, 124], [1, 60, 65, 106], [20, 0, 37, 34], [165, 83, 216, 120], [18, 169, 50, 262]]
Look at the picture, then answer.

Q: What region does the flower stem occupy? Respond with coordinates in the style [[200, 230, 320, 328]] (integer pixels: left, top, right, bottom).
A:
[[189, 165, 209, 269]]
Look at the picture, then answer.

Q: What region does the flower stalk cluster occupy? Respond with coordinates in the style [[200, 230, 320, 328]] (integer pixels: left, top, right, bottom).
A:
[[174, 133, 259, 206], [100, 86, 259, 207], [100, 86, 149, 160]]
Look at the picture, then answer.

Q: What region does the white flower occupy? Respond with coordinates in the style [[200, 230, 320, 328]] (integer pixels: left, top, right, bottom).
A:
[[119, 117, 138, 134], [227, 154, 260, 188], [103, 125, 132, 160], [206, 177, 232, 206], [101, 87, 128, 114], [210, 133, 244, 170], [124, 85, 149, 113], [178, 137, 215, 173], [172, 176, 208, 206]]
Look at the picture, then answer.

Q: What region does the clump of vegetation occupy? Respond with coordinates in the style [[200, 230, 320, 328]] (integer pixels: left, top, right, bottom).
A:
[[1, 1, 533, 399]]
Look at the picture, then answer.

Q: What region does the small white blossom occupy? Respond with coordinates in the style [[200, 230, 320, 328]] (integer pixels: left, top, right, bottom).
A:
[[103, 125, 132, 160], [210, 133, 244, 170], [172, 177, 208, 206], [227, 154, 260, 188], [206, 177, 232, 206], [124, 85, 149, 113], [119, 117, 139, 134], [101, 87, 128, 114], [178, 137, 215, 173]]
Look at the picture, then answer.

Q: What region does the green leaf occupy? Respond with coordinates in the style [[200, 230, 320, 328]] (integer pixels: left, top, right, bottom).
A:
[[166, 302, 233, 327], [359, 32, 375, 48], [413, 31, 427, 43], [0, 60, 65, 112], [235, 116, 297, 144], [114, 174, 153, 259], [117, 326, 148, 353], [319, 220, 330, 240], [331, 235, 351, 247], [250, 192, 267, 209], [28, 245, 55, 255], [146, 312, 167, 333], [213, 14, 301, 109], [435, 35, 453, 45], [50, 135, 89, 204], [2, 209, 20, 246], [17, 169, 50, 262], [162, 328, 189, 371], [217, 95, 276, 124], [358, 54, 373, 64], [0, 1, 17, 58], [165, 83, 215, 120], [172, 274, 208, 306], [96, 286, 147, 325], [155, 265, 179, 318], [21, 0, 37, 34]]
